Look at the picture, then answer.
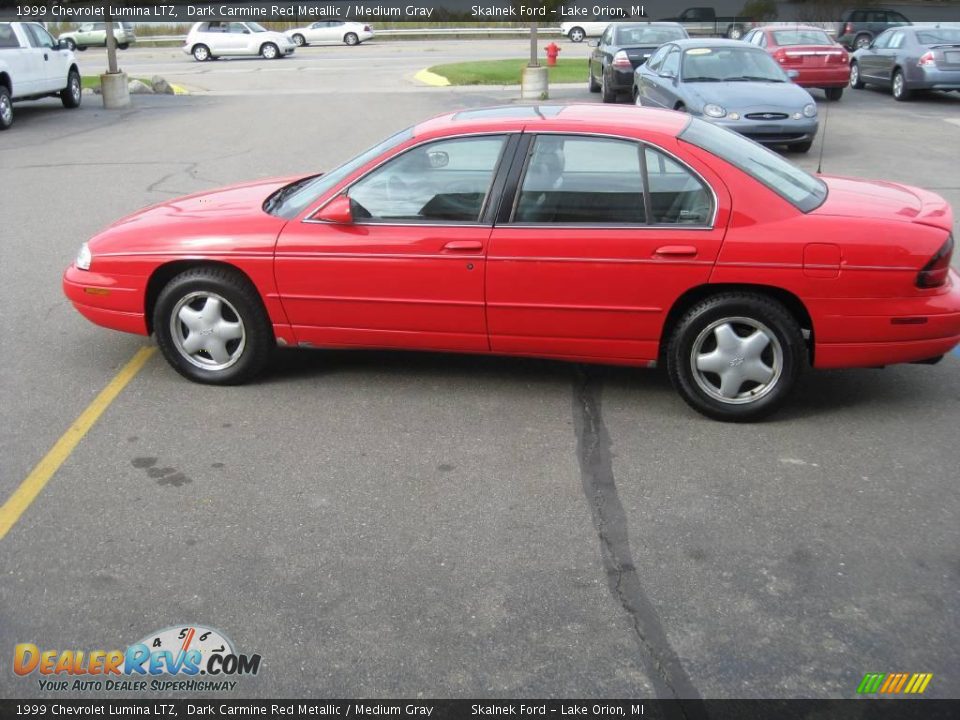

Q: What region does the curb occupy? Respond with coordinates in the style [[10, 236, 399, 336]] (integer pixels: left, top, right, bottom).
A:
[[413, 69, 451, 87], [170, 84, 190, 95]]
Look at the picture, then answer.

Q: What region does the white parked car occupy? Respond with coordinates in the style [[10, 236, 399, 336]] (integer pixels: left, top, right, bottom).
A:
[[0, 21, 82, 131], [286, 21, 374, 47], [561, 20, 615, 43], [183, 21, 296, 62]]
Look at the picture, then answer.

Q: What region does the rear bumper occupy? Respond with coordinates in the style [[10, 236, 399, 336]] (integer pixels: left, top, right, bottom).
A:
[[912, 67, 960, 90], [793, 67, 851, 87], [813, 270, 960, 368], [63, 265, 148, 336]]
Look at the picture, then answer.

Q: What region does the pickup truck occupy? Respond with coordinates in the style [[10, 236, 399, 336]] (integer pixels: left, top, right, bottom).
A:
[[0, 21, 82, 130], [660, 7, 754, 39]]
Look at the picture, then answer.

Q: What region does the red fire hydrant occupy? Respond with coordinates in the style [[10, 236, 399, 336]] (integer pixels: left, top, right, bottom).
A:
[[545, 42, 561, 67]]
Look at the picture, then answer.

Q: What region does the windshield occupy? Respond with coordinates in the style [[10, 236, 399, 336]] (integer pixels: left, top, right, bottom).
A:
[[680, 118, 827, 212], [917, 28, 960, 44], [616, 26, 687, 45], [247, 22, 268, 33], [265, 127, 415, 219], [682, 47, 788, 82], [772, 30, 834, 46]]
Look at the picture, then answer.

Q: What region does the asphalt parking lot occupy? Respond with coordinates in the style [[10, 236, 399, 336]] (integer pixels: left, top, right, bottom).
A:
[[1, 37, 959, 700]]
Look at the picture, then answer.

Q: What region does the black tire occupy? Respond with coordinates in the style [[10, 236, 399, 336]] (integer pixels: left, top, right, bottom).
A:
[[260, 42, 280, 59], [292, 33, 306, 47], [588, 65, 601, 92], [726, 24, 745, 40], [64, 38, 76, 51], [849, 61, 864, 89], [344, 32, 359, 46], [153, 267, 274, 385], [192, 44, 211, 62], [0, 84, 12, 130], [666, 293, 806, 422], [824, 86, 843, 101], [600, 69, 616, 103], [118, 43, 129, 50], [892, 68, 911, 101], [791, 140, 813, 153], [854, 33, 872, 50], [568, 27, 586, 43], [61, 68, 82, 109], [76, 45, 87, 52]]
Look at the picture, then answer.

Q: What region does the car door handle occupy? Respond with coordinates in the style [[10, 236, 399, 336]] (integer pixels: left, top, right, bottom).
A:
[[443, 241, 483, 252], [655, 245, 698, 257]]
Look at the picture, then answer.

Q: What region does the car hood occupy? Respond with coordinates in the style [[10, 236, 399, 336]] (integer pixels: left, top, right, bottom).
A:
[[812, 175, 953, 231], [88, 177, 298, 255], [686, 80, 813, 110]]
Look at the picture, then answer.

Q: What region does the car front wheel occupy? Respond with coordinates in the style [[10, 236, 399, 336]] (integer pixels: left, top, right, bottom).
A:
[[344, 32, 359, 46], [61, 69, 82, 108], [260, 42, 279, 59], [667, 293, 806, 422], [154, 267, 274, 385], [292, 34, 306, 46], [849, 62, 864, 89], [0, 85, 12, 130], [192, 44, 210, 62]]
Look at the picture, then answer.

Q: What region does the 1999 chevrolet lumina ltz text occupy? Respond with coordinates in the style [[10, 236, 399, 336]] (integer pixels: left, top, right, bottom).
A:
[[63, 104, 960, 421]]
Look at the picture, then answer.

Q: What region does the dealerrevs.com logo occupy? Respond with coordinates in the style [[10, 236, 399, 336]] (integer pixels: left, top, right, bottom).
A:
[[13, 625, 261, 692]]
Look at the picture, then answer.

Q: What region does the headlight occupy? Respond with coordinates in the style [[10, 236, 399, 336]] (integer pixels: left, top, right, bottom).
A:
[[703, 103, 727, 118], [803, 103, 817, 118], [76, 242, 91, 270]]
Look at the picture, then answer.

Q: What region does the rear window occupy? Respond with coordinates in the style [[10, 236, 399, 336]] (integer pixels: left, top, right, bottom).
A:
[[0, 23, 19, 48], [615, 26, 687, 45], [917, 29, 960, 44], [680, 118, 827, 213], [772, 30, 833, 46]]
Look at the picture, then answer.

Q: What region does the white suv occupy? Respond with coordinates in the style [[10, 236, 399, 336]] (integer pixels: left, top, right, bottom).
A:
[[183, 22, 296, 62], [0, 22, 82, 131]]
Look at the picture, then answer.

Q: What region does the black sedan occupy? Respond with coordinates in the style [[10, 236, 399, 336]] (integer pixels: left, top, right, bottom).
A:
[[588, 22, 689, 103]]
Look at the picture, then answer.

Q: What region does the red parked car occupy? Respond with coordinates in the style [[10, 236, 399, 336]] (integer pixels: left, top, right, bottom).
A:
[[64, 105, 959, 421], [744, 25, 851, 100]]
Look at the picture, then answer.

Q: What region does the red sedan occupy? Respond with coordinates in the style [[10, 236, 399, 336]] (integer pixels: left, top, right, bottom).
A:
[[64, 105, 959, 421], [744, 25, 851, 100]]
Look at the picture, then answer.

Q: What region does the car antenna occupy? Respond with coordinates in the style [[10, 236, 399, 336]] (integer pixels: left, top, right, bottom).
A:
[[816, 100, 828, 175]]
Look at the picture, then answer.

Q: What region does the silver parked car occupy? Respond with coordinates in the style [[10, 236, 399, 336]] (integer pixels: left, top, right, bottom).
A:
[[850, 26, 960, 100], [634, 39, 819, 152]]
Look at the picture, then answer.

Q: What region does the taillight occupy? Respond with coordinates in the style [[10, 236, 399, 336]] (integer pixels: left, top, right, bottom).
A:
[[612, 50, 632, 70], [918, 51, 935, 67], [916, 234, 954, 289], [363, 25, 371, 32], [844, 22, 854, 35]]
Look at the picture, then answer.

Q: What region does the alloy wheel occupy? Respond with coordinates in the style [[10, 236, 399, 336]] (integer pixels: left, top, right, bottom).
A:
[[170, 291, 246, 371], [0, 93, 12, 127], [690, 317, 783, 404]]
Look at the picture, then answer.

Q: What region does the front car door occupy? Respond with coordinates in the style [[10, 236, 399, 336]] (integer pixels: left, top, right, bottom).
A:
[[486, 132, 728, 362], [22, 23, 66, 93], [859, 29, 891, 78], [636, 44, 671, 105], [275, 133, 517, 352]]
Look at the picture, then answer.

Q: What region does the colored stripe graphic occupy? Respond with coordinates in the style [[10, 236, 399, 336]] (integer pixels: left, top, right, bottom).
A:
[[858, 672, 932, 694]]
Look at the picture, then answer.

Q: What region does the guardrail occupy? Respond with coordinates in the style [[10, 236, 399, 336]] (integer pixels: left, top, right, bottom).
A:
[[135, 27, 565, 43]]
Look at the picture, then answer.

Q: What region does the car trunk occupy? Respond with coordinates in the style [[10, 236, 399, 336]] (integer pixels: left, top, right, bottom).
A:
[[776, 46, 847, 69], [621, 45, 663, 70], [931, 44, 960, 69], [812, 175, 953, 233]]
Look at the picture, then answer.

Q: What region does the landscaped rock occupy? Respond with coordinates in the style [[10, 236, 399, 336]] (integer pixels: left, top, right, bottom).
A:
[[128, 79, 154, 95], [151, 75, 174, 95]]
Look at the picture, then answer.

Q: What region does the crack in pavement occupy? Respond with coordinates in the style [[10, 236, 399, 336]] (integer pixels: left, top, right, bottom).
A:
[[572, 366, 706, 718]]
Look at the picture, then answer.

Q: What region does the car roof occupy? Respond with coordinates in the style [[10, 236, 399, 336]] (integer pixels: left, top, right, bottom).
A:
[[670, 38, 766, 48], [412, 104, 690, 140], [613, 22, 685, 29], [755, 24, 832, 33]]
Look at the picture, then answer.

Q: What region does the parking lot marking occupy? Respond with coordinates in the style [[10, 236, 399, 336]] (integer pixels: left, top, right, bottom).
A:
[[0, 346, 156, 540]]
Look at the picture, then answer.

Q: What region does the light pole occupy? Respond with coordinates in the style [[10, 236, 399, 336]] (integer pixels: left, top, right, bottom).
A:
[[99, 9, 130, 108], [521, 21, 548, 99]]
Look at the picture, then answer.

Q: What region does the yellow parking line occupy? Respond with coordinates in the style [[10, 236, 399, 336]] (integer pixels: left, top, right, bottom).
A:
[[413, 68, 451, 87], [0, 346, 156, 540]]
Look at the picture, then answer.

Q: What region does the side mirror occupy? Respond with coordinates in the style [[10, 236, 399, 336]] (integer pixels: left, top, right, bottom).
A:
[[660, 70, 676, 80], [588, 40, 600, 48], [58, 39, 71, 50], [314, 195, 353, 224]]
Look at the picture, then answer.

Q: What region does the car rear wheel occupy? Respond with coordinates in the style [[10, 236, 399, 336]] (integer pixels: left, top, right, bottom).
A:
[[0, 85, 12, 130], [667, 293, 806, 422], [824, 86, 843, 101], [568, 27, 586, 43], [588, 66, 601, 92], [61, 68, 82, 109], [344, 32, 359, 46], [600, 70, 616, 103], [892, 69, 911, 101], [154, 267, 274, 385], [260, 43, 279, 59], [192, 44, 210, 62], [849, 61, 864, 88], [854, 34, 872, 50], [292, 34, 306, 47], [727, 25, 745, 40]]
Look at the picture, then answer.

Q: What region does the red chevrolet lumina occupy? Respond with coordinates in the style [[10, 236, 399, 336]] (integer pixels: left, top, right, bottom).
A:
[[64, 104, 959, 421]]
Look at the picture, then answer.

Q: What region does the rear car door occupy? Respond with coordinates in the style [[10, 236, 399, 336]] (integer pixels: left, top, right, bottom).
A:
[[485, 133, 727, 362], [275, 134, 517, 352]]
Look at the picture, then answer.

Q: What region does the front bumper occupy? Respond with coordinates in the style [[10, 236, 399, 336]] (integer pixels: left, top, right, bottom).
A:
[[812, 269, 960, 368], [63, 265, 148, 336], [707, 115, 819, 145]]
